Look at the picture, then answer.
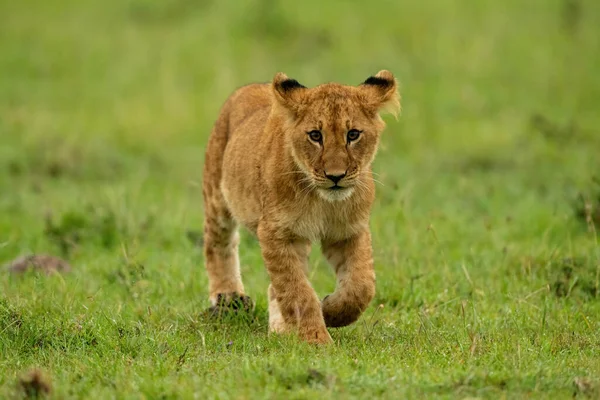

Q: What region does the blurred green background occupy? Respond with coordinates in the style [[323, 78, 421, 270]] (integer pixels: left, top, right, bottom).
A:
[[1, 0, 600, 398]]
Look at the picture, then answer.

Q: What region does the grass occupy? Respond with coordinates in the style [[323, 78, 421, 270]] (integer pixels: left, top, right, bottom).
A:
[[1, 0, 600, 398]]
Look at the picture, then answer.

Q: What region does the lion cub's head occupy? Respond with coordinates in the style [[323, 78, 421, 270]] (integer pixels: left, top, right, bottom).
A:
[[271, 71, 400, 202]]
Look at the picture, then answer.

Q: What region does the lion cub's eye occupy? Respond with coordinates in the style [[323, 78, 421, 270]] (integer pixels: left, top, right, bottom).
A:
[[308, 130, 322, 142], [347, 129, 362, 142]]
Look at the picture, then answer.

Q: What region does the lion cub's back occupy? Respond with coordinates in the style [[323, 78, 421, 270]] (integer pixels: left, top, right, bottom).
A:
[[226, 83, 273, 133], [220, 83, 273, 231]]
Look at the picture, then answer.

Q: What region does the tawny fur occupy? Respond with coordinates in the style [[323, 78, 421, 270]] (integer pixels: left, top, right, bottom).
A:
[[202, 71, 400, 344]]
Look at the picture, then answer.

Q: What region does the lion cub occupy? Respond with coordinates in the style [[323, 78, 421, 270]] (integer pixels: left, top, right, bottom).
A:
[[202, 71, 400, 344]]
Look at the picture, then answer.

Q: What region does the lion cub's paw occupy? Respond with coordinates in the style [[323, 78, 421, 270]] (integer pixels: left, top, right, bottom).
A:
[[205, 292, 254, 318], [300, 325, 334, 345], [321, 294, 362, 328]]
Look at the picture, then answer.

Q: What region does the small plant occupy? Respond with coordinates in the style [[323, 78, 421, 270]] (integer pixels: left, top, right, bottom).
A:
[[549, 257, 598, 299], [573, 177, 600, 229]]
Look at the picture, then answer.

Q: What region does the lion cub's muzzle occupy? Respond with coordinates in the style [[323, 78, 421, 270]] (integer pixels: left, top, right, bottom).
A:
[[325, 171, 346, 186]]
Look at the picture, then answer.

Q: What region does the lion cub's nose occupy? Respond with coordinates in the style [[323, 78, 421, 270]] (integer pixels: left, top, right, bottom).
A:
[[325, 171, 346, 184]]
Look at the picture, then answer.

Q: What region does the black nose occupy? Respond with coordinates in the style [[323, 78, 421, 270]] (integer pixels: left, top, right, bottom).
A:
[[325, 172, 346, 184]]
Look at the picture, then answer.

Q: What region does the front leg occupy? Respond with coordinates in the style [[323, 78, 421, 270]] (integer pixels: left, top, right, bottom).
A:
[[321, 230, 376, 327], [258, 223, 332, 344]]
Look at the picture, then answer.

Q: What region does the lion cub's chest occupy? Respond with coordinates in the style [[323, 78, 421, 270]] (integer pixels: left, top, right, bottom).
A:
[[284, 199, 367, 242]]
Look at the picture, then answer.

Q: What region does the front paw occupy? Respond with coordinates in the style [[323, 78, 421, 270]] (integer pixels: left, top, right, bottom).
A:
[[321, 294, 363, 328], [205, 292, 254, 317], [299, 325, 333, 345]]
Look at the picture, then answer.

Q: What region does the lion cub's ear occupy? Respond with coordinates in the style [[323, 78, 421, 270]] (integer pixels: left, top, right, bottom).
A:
[[359, 70, 401, 118], [272, 72, 307, 116]]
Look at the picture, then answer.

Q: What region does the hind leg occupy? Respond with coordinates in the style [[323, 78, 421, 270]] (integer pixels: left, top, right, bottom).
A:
[[203, 194, 253, 313], [203, 205, 246, 302], [202, 115, 252, 313]]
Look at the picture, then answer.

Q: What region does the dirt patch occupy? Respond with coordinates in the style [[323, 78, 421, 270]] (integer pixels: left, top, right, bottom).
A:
[[573, 377, 598, 398], [18, 369, 52, 398], [5, 254, 71, 275]]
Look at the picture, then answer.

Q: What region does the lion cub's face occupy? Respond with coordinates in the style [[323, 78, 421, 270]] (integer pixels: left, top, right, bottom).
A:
[[272, 71, 400, 201]]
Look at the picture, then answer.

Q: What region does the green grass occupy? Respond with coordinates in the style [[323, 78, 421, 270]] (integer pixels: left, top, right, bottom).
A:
[[2, 0, 600, 398]]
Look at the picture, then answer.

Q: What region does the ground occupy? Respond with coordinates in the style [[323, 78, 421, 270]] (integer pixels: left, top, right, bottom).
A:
[[1, 0, 600, 398]]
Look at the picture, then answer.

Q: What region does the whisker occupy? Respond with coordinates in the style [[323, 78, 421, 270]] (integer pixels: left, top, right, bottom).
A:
[[353, 180, 367, 195], [295, 176, 316, 200], [360, 171, 385, 186], [280, 170, 307, 177], [299, 182, 315, 202]]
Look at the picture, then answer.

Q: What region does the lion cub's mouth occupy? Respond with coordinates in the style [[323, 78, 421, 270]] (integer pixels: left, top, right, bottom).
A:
[[317, 185, 355, 202]]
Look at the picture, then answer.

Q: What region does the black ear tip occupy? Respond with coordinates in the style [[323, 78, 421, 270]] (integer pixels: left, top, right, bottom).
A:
[[278, 78, 306, 92], [363, 76, 393, 87]]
